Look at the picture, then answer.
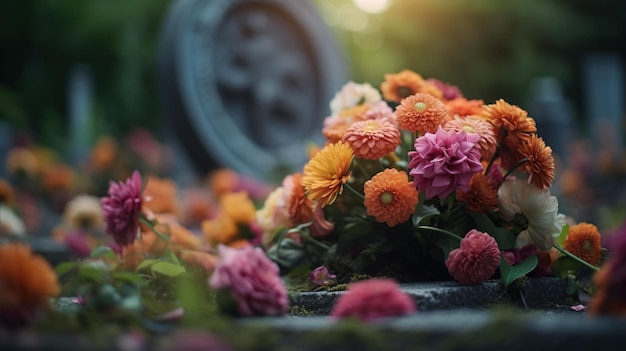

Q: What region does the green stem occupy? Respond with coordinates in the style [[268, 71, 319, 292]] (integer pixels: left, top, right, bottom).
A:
[[139, 215, 183, 252], [498, 157, 529, 188], [344, 182, 365, 201], [301, 232, 331, 251], [553, 244, 600, 272], [416, 225, 463, 242]]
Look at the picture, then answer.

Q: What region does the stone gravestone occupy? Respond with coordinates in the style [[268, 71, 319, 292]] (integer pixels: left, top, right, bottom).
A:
[[157, 0, 348, 182]]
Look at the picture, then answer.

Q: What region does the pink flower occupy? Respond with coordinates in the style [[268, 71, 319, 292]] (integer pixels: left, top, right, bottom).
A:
[[426, 78, 463, 100], [100, 170, 143, 247], [209, 245, 289, 317], [330, 278, 416, 322], [446, 230, 500, 285], [64, 232, 92, 258], [310, 266, 337, 286], [310, 205, 334, 238], [408, 128, 483, 199], [342, 119, 401, 160]]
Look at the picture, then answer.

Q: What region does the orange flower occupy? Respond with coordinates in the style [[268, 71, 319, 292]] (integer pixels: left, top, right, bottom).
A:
[[342, 119, 401, 160], [220, 191, 257, 224], [287, 173, 314, 225], [323, 104, 371, 143], [445, 98, 485, 117], [0, 179, 14, 205], [519, 135, 555, 189], [588, 262, 626, 316], [302, 141, 353, 208], [202, 215, 238, 247], [456, 173, 499, 213], [144, 176, 181, 217], [323, 122, 351, 144], [394, 93, 448, 133], [0, 244, 60, 317], [208, 168, 239, 199], [483, 99, 536, 146], [443, 115, 497, 161], [563, 222, 602, 265], [41, 163, 75, 192], [363, 169, 418, 227], [380, 69, 425, 103], [90, 136, 118, 172]]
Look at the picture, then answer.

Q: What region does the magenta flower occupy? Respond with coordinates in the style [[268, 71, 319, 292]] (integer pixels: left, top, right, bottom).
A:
[[408, 128, 483, 199], [446, 230, 500, 285], [426, 78, 463, 100], [310, 266, 337, 286], [64, 232, 92, 258], [100, 170, 143, 247], [209, 245, 289, 317], [330, 278, 416, 322]]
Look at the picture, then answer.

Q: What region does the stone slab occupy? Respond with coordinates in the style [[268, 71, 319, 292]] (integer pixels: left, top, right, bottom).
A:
[[290, 278, 576, 315]]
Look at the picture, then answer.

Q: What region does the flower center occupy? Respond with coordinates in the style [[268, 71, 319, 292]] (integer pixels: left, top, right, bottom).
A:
[[583, 240, 592, 252], [380, 191, 394, 205], [513, 212, 529, 230], [396, 86, 413, 99], [463, 125, 475, 133], [414, 102, 427, 112]]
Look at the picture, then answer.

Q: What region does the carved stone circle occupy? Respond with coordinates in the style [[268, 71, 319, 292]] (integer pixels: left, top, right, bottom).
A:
[[158, 0, 347, 181]]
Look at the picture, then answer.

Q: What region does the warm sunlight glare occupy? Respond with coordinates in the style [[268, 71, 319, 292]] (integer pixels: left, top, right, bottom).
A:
[[352, 0, 391, 14]]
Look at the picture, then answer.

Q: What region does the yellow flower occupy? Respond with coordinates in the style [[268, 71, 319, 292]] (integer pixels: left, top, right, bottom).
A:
[[302, 141, 353, 208]]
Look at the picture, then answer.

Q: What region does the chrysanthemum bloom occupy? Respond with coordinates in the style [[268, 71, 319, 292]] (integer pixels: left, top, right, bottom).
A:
[[302, 141, 353, 208], [456, 173, 499, 213], [343, 119, 401, 160], [360, 100, 397, 126], [143, 177, 181, 217], [443, 115, 497, 161], [408, 128, 483, 200], [100, 170, 143, 247], [285, 173, 314, 225], [323, 104, 372, 143], [563, 222, 602, 265], [519, 135, 555, 189], [446, 230, 501, 285], [0, 244, 60, 328], [380, 69, 425, 103], [395, 93, 449, 133], [445, 98, 485, 117], [256, 186, 290, 246], [426, 78, 463, 101], [482, 99, 536, 169], [329, 81, 382, 115], [0, 179, 14, 205], [330, 278, 416, 322], [209, 245, 289, 317], [363, 169, 418, 227], [89, 136, 118, 172], [498, 179, 560, 251], [41, 163, 76, 192], [63, 194, 104, 230], [310, 266, 337, 286]]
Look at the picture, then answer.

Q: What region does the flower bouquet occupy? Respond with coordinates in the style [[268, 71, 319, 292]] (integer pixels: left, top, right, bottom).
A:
[[258, 69, 603, 291]]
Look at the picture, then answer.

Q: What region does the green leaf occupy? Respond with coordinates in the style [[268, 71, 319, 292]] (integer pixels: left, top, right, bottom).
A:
[[551, 256, 583, 278], [136, 259, 159, 272], [566, 275, 578, 295], [151, 261, 186, 277], [77, 265, 107, 284], [55, 261, 78, 278], [557, 224, 570, 246], [499, 254, 538, 289], [470, 212, 498, 235], [412, 204, 440, 226], [90, 246, 117, 260], [113, 271, 144, 287]]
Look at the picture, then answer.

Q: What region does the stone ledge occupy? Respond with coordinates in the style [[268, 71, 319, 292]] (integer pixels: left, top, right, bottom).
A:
[[290, 278, 576, 315]]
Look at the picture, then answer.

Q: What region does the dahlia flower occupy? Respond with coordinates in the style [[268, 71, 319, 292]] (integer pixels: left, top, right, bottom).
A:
[[445, 230, 500, 285], [343, 119, 401, 160], [395, 93, 448, 133], [329, 81, 381, 115], [363, 168, 419, 227], [331, 278, 416, 322], [380, 69, 425, 103], [408, 128, 483, 200], [564, 222, 602, 265], [209, 245, 289, 317], [63, 194, 104, 230], [498, 179, 560, 251], [100, 170, 143, 247]]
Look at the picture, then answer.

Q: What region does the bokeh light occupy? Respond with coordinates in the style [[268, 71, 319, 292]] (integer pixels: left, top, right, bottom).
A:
[[353, 0, 391, 14]]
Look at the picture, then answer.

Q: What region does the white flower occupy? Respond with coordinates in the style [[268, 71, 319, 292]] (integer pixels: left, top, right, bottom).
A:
[[498, 179, 560, 251], [256, 186, 289, 246], [0, 205, 26, 236], [329, 82, 382, 115], [63, 194, 104, 230]]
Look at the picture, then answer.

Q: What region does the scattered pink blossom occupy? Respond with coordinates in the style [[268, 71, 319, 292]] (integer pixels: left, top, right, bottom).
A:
[[100, 170, 143, 247], [408, 128, 483, 199], [330, 278, 417, 322], [570, 304, 586, 312], [209, 245, 289, 317], [310, 266, 336, 286], [446, 230, 500, 285]]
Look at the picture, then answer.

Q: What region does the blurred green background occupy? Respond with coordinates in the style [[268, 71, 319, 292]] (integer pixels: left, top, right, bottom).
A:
[[0, 0, 625, 149]]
